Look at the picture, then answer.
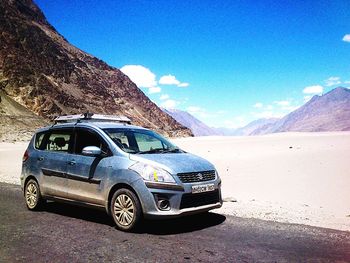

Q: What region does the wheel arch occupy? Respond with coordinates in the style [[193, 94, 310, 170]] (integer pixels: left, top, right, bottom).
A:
[[106, 183, 143, 215], [23, 175, 39, 194]]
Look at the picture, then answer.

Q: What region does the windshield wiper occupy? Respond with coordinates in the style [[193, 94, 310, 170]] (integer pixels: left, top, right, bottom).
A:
[[137, 148, 166, 154], [161, 147, 182, 153], [136, 147, 183, 154]]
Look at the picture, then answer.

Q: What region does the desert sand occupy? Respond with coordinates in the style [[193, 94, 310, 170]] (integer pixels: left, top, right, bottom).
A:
[[1, 132, 349, 231], [173, 132, 350, 231]]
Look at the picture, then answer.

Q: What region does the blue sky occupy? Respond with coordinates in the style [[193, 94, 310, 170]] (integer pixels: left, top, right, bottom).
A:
[[35, 0, 350, 128]]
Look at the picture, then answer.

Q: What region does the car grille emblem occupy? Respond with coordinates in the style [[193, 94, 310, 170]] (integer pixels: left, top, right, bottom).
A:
[[197, 173, 203, 180]]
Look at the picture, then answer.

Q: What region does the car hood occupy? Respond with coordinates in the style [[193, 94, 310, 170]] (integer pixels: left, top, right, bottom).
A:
[[129, 152, 215, 174]]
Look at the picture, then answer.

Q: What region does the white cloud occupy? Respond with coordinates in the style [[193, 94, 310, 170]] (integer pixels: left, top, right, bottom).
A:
[[148, 87, 161, 94], [159, 74, 189, 87], [253, 102, 263, 108], [303, 85, 323, 94], [160, 94, 169, 100], [178, 82, 189, 87], [120, 65, 157, 88], [159, 75, 180, 85], [274, 100, 290, 106], [344, 80, 350, 84], [342, 34, 350, 43], [266, 105, 274, 110], [325, 76, 341, 87], [161, 99, 178, 109]]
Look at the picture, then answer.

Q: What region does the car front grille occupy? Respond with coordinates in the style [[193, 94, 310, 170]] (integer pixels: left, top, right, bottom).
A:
[[177, 170, 216, 183], [180, 190, 220, 209]]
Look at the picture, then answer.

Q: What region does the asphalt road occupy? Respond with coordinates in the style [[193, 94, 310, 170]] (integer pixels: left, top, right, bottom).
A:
[[0, 183, 349, 262]]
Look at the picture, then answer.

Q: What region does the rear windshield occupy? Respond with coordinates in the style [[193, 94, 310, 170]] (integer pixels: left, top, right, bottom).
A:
[[103, 128, 182, 154]]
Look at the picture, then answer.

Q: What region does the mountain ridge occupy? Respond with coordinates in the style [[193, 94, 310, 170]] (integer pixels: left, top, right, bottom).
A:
[[164, 87, 350, 136], [270, 87, 350, 133]]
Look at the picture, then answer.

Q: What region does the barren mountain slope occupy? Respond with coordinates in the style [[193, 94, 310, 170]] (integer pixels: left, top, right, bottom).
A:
[[0, 90, 47, 141], [0, 0, 192, 137], [273, 87, 350, 132]]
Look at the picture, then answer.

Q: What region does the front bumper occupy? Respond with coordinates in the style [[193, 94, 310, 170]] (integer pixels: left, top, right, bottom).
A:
[[131, 178, 223, 219], [144, 202, 222, 219]]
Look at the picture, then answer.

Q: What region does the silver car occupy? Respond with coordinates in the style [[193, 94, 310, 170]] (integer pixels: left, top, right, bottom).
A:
[[21, 114, 222, 231]]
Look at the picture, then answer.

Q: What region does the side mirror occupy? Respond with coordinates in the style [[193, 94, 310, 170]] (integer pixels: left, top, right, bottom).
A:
[[82, 146, 101, 156]]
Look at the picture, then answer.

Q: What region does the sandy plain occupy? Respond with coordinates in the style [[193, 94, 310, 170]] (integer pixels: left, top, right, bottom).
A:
[[1, 132, 349, 231]]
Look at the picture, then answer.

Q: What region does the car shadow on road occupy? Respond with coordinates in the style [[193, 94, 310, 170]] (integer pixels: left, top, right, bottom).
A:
[[42, 201, 226, 234], [43, 201, 115, 226], [138, 212, 226, 235]]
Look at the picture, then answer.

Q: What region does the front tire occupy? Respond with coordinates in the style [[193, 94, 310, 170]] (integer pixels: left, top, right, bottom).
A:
[[110, 188, 142, 231], [24, 179, 44, 210]]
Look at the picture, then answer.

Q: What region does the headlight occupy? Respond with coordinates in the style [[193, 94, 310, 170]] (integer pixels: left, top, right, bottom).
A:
[[129, 162, 176, 183]]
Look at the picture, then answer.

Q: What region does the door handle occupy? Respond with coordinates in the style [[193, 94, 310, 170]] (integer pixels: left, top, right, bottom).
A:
[[68, 160, 76, 165], [38, 156, 44, 161]]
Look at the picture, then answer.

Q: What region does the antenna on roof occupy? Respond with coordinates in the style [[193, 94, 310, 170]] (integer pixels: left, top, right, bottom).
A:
[[54, 113, 132, 124]]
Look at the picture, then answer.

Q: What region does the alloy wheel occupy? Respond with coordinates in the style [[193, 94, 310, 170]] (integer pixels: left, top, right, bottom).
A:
[[113, 194, 135, 226], [25, 182, 38, 209]]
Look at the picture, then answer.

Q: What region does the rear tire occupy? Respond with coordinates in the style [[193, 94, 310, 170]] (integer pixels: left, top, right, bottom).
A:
[[110, 188, 142, 231], [24, 179, 44, 210]]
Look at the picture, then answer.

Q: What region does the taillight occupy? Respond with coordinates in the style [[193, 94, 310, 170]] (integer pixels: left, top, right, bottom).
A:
[[22, 150, 29, 162]]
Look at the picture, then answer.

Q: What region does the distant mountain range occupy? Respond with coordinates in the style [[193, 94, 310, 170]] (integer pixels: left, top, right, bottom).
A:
[[164, 87, 350, 136], [261, 87, 350, 134], [230, 118, 280, 136], [162, 108, 222, 136], [0, 0, 192, 138]]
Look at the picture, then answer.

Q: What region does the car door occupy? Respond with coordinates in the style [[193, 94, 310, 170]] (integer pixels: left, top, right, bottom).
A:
[[36, 128, 73, 198], [65, 127, 112, 206]]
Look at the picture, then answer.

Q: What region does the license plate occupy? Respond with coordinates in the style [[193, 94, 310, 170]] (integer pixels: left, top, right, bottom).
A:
[[191, 184, 215, 194]]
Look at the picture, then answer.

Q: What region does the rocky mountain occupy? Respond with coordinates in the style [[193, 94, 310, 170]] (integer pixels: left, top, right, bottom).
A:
[[0, 90, 47, 141], [251, 87, 350, 135], [270, 87, 350, 133], [233, 118, 280, 136], [0, 0, 192, 138], [162, 108, 222, 136]]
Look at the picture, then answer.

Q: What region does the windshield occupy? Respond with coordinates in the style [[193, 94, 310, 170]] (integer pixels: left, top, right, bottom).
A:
[[103, 128, 183, 154]]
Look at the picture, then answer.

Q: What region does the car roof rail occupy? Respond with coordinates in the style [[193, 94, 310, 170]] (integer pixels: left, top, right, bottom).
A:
[[54, 113, 132, 124]]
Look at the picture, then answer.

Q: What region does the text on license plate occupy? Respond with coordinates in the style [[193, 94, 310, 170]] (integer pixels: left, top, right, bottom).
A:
[[191, 184, 215, 194]]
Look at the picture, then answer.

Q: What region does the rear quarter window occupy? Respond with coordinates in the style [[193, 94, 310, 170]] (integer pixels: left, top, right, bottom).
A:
[[34, 132, 46, 150]]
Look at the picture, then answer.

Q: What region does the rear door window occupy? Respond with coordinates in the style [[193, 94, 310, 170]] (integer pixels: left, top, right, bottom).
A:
[[37, 129, 73, 152], [47, 130, 73, 152]]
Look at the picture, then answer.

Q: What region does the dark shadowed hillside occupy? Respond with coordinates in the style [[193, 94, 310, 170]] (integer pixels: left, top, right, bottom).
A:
[[0, 0, 192, 138]]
